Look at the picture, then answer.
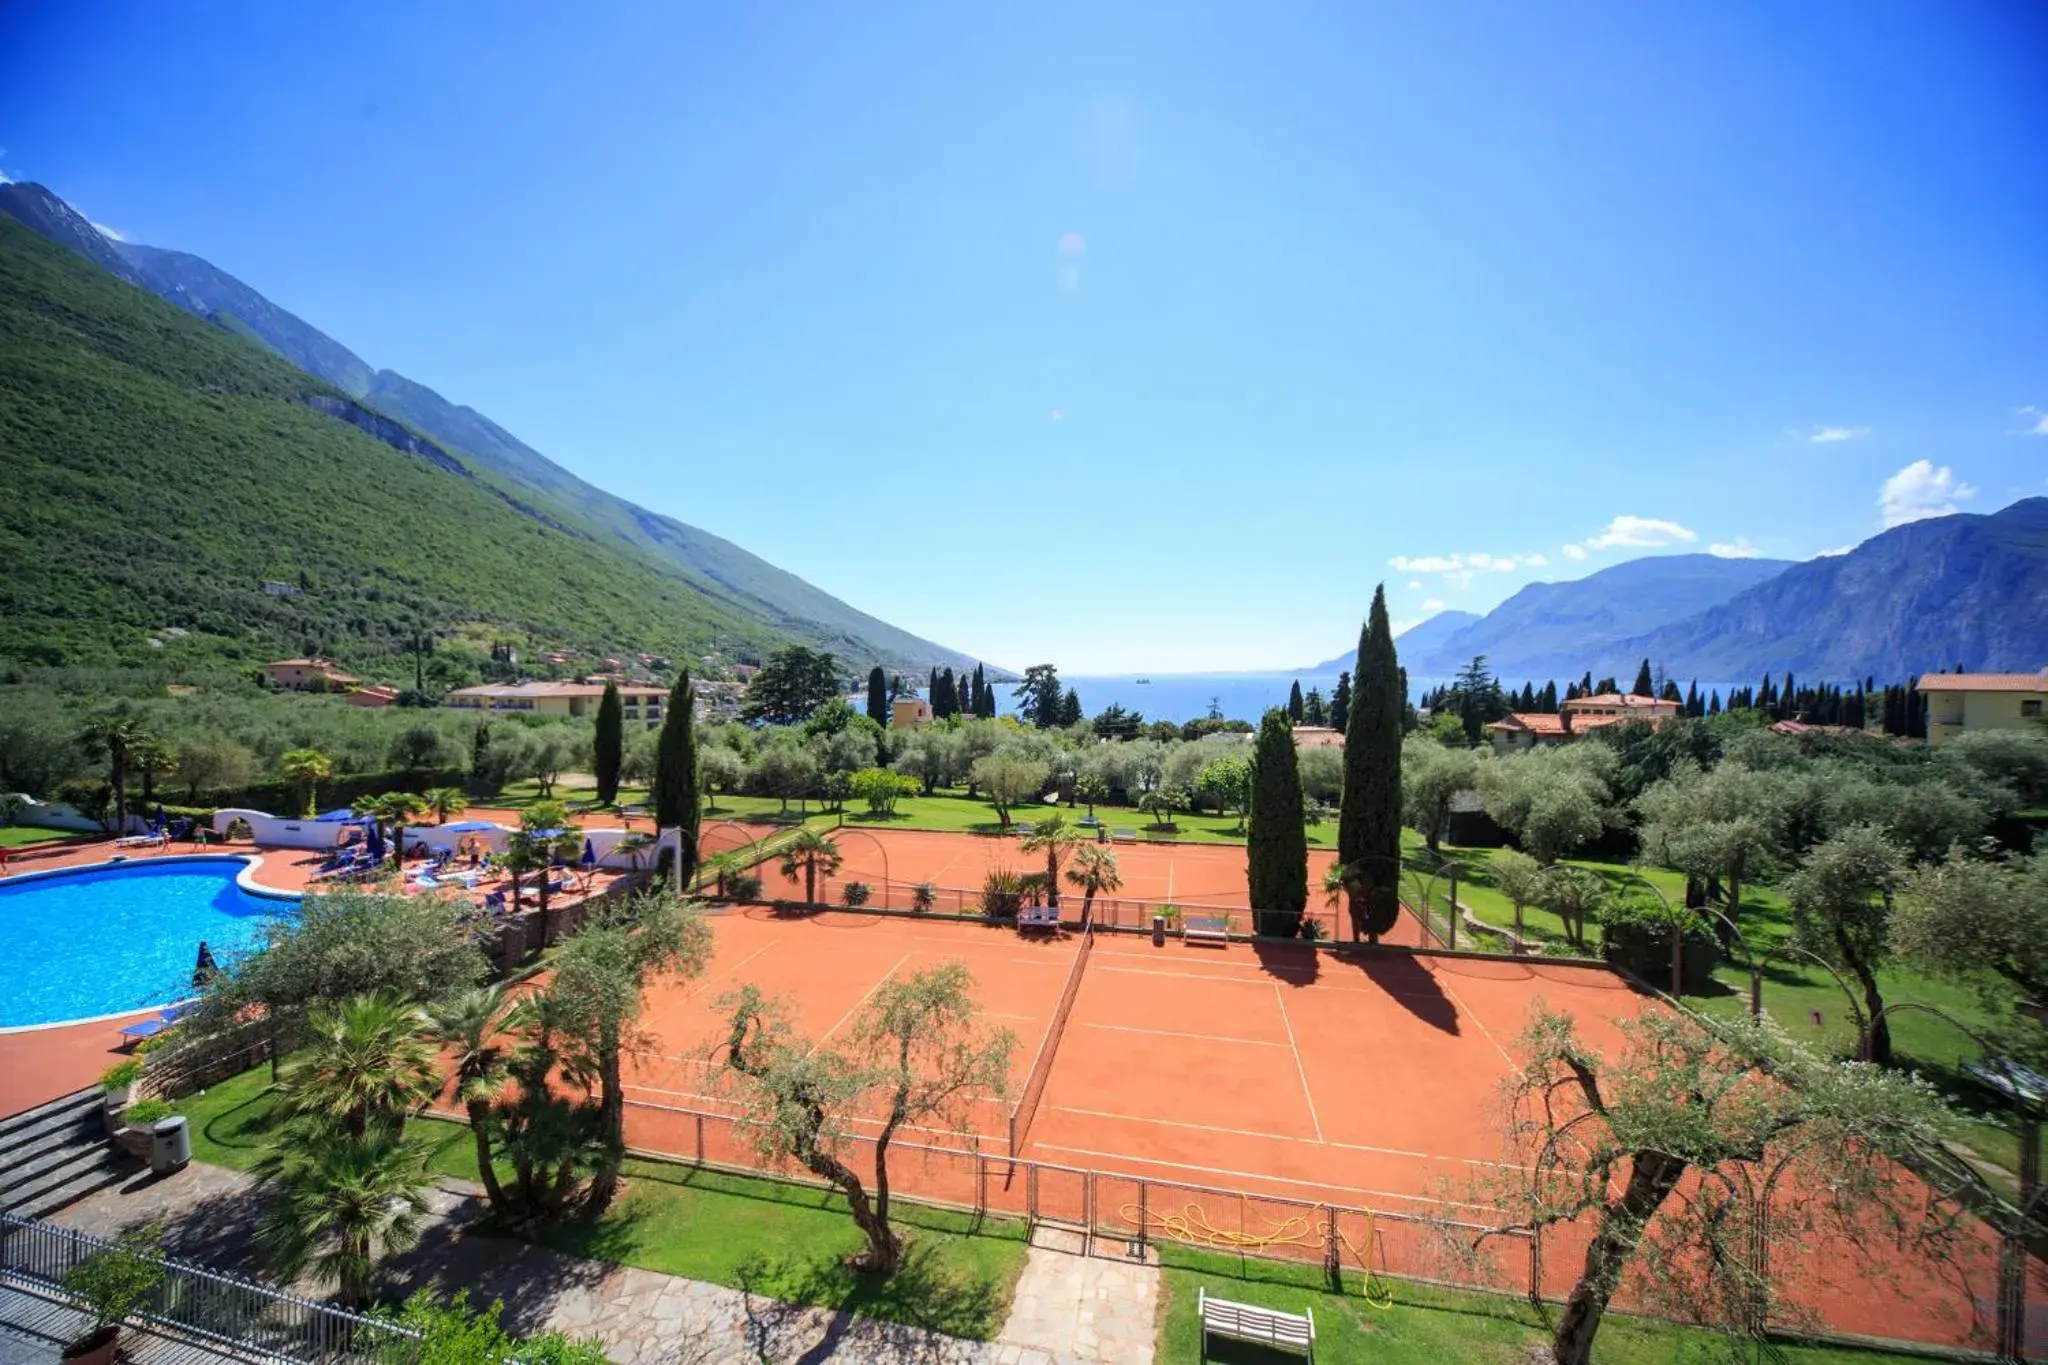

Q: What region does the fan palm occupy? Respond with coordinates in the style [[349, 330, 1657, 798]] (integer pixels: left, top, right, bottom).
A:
[[353, 792, 428, 868], [427, 984, 515, 1213], [78, 710, 147, 833], [776, 828, 843, 905], [280, 748, 334, 818], [1021, 814, 1085, 907], [278, 993, 441, 1140], [510, 802, 584, 947], [254, 1127, 432, 1308], [423, 787, 469, 824], [1064, 845, 1123, 926]]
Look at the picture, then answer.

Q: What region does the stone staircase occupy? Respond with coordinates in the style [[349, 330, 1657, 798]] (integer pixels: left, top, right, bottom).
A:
[[0, 1089, 139, 1220]]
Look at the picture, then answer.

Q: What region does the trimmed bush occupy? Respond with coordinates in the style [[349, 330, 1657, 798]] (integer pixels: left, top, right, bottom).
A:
[[100, 1060, 143, 1093], [1599, 893, 1720, 990], [842, 881, 871, 907], [120, 1099, 173, 1127]]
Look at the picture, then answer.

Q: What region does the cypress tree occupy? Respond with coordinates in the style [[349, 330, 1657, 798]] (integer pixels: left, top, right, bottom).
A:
[[933, 666, 956, 719], [1631, 659, 1654, 697], [1339, 585, 1403, 943], [1287, 680, 1305, 723], [1059, 687, 1083, 727], [654, 671, 700, 888], [1246, 708, 1308, 937], [972, 663, 986, 711], [866, 666, 889, 727], [1709, 689, 1722, 715], [1329, 670, 1351, 732], [928, 667, 940, 703], [594, 680, 624, 806]]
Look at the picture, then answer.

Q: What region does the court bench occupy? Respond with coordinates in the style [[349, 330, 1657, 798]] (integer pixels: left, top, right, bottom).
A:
[[1181, 913, 1231, 945], [1197, 1288, 1315, 1361]]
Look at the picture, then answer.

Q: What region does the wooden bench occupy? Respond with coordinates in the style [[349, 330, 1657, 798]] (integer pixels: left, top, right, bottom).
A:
[[1017, 903, 1060, 933], [1198, 1288, 1314, 1361], [1111, 828, 1138, 844], [1182, 913, 1231, 945]]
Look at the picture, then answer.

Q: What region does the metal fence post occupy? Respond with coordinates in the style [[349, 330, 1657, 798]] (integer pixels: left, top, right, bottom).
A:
[[1447, 868, 1459, 950], [695, 1111, 705, 1164], [1135, 1181, 1149, 1259]]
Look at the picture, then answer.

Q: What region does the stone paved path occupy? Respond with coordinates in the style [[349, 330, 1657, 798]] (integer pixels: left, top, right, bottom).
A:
[[41, 1162, 1136, 1364], [998, 1230, 1158, 1364]]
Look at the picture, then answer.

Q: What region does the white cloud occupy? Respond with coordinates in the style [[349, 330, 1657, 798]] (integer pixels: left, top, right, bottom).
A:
[[1387, 550, 1548, 590], [1390, 618, 1423, 638], [1560, 544, 1587, 561], [1405, 579, 1422, 591], [1811, 545, 1856, 558], [1421, 597, 1446, 611], [1806, 425, 1869, 444], [1708, 537, 1760, 559], [1585, 515, 1698, 550], [2014, 405, 2048, 437], [1523, 553, 1549, 568], [1877, 459, 1975, 528], [91, 221, 125, 242]]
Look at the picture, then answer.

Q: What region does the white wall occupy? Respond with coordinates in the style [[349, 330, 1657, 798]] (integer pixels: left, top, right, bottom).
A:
[[209, 808, 353, 850]]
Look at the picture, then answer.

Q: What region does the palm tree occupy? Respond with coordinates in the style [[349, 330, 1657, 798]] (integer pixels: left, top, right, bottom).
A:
[[131, 736, 178, 809], [427, 985, 515, 1213], [254, 1128, 433, 1308], [78, 710, 146, 833], [776, 828, 843, 905], [280, 749, 334, 818], [509, 802, 584, 946], [277, 994, 441, 1140], [1021, 813, 1085, 908], [705, 849, 748, 898], [1064, 845, 1123, 926], [353, 792, 428, 869], [423, 787, 468, 824]]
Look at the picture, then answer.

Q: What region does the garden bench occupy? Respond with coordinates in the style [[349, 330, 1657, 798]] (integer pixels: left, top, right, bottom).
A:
[[1964, 1059, 2048, 1106], [1017, 904, 1060, 933], [1111, 828, 1137, 844], [1197, 1288, 1314, 1361], [1182, 913, 1230, 945], [1014, 821, 1035, 837]]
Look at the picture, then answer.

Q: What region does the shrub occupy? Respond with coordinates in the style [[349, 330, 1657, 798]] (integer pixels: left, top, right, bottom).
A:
[[62, 1229, 164, 1335], [727, 872, 762, 901], [1299, 917, 1326, 942], [1598, 893, 1720, 990], [842, 881, 871, 907], [120, 1099, 173, 1127], [100, 1060, 143, 1093], [981, 868, 1023, 922], [910, 882, 936, 913]]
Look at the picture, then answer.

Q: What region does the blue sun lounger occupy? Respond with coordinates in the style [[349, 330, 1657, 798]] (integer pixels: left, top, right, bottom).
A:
[[119, 1000, 197, 1048]]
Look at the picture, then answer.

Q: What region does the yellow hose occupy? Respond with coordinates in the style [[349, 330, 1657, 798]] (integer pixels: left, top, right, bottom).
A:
[[1117, 1193, 1395, 1308]]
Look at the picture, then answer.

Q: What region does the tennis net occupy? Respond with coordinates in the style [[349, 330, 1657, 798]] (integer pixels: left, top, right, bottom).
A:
[[1007, 923, 1093, 1160]]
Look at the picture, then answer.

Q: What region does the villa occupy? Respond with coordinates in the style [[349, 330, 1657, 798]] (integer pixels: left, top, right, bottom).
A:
[[1916, 667, 2048, 746], [444, 680, 668, 724], [263, 657, 359, 691], [890, 696, 933, 729], [1485, 691, 1682, 754]]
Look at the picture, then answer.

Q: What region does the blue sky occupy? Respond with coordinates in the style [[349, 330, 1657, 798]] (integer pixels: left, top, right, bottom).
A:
[[3, 2, 2044, 672]]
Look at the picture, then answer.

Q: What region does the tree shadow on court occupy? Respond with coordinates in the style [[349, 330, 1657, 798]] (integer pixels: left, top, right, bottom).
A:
[[1251, 938, 1321, 985], [1326, 953, 1461, 1035]]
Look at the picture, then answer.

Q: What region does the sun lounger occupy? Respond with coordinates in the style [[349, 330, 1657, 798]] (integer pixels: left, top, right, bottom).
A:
[[118, 1002, 195, 1048], [114, 831, 167, 849]]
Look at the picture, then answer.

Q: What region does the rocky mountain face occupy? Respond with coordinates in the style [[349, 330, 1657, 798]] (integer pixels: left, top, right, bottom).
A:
[[1617, 499, 2048, 680], [0, 181, 977, 672]]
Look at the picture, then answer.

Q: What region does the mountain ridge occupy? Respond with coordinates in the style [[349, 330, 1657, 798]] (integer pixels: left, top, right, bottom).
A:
[[0, 180, 977, 673]]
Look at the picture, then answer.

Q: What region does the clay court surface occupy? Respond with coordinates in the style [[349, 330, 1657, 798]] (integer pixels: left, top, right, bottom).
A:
[[617, 904, 2034, 1353], [708, 823, 1351, 931]]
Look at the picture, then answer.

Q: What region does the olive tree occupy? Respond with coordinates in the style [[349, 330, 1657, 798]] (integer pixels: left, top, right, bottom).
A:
[[972, 754, 1049, 830], [1402, 736, 1479, 855], [1451, 1008, 1960, 1365], [1893, 846, 2048, 1010], [1784, 824, 1906, 1064], [720, 963, 1014, 1276], [1634, 760, 1798, 935], [1479, 746, 1617, 867]]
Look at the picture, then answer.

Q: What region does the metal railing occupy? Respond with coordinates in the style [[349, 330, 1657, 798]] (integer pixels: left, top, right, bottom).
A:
[[0, 1214, 417, 1363]]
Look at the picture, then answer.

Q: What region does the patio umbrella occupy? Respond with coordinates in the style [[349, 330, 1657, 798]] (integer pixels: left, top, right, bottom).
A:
[[580, 838, 597, 870], [315, 809, 356, 822], [153, 806, 167, 831], [192, 941, 218, 987], [366, 821, 386, 864]]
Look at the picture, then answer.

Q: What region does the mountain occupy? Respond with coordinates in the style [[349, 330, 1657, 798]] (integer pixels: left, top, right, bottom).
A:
[[1615, 499, 2048, 680], [0, 181, 975, 673], [1315, 610, 1480, 673], [1335, 555, 1794, 680], [0, 213, 898, 678]]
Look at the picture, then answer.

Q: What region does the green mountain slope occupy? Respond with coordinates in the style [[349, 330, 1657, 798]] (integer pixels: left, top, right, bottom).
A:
[[0, 215, 798, 675]]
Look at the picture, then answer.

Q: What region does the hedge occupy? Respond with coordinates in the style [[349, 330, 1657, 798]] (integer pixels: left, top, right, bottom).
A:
[[1598, 893, 1721, 992]]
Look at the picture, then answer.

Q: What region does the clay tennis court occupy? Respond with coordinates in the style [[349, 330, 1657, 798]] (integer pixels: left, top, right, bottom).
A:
[[610, 901, 2028, 1353], [708, 822, 1350, 933]]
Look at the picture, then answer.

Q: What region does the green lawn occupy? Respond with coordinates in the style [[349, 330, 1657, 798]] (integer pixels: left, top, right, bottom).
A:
[[703, 789, 1345, 848], [1152, 1248, 1951, 1364], [0, 826, 77, 848], [165, 1066, 1027, 1340]]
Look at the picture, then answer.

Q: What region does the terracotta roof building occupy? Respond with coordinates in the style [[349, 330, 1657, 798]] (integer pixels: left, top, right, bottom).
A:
[[444, 680, 669, 724], [1916, 668, 2048, 746], [266, 658, 360, 691], [1484, 692, 1681, 754]]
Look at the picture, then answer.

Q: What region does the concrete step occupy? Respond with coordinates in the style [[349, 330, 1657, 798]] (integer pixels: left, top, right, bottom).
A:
[[0, 1111, 103, 1172], [0, 1131, 115, 1199], [3, 1150, 139, 1221], [0, 1089, 99, 1141]]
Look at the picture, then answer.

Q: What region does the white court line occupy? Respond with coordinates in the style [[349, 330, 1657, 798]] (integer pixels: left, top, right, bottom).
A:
[[1049, 1104, 1312, 1145], [1027, 1141, 1503, 1212], [1077, 1021, 1288, 1048], [811, 950, 911, 1053], [1273, 983, 1324, 1143], [1424, 967, 1516, 1070], [624, 1083, 999, 1136], [1091, 963, 1452, 1004]]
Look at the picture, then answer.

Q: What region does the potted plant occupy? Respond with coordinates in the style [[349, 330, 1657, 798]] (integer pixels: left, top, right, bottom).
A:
[[113, 1099, 173, 1160], [61, 1230, 164, 1365], [842, 881, 871, 908], [99, 1060, 143, 1132]]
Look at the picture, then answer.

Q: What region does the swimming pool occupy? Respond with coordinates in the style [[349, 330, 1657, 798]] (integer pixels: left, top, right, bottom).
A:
[[0, 856, 297, 1029]]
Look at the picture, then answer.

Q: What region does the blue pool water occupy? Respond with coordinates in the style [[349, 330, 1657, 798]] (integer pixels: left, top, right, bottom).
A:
[[0, 857, 296, 1028]]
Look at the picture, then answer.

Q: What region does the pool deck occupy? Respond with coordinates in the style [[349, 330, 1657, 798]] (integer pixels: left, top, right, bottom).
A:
[[0, 832, 627, 1119]]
